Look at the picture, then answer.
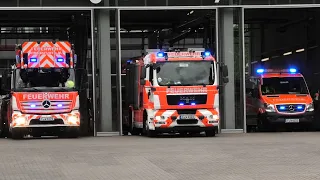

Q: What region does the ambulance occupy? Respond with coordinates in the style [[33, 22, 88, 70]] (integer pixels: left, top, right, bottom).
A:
[[0, 41, 86, 139], [246, 68, 314, 131], [122, 48, 229, 137]]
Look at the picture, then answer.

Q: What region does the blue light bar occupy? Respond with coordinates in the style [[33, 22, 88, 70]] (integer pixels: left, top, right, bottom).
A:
[[204, 51, 211, 57], [191, 102, 196, 105], [157, 52, 164, 57], [30, 58, 37, 62], [297, 105, 303, 110], [57, 58, 64, 62], [279, 106, 285, 110], [289, 68, 297, 73], [179, 103, 184, 106], [256, 69, 264, 74], [57, 104, 63, 107], [30, 104, 36, 108]]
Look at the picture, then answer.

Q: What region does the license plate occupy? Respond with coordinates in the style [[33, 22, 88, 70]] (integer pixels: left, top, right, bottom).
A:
[[39, 117, 54, 121], [179, 114, 195, 119], [285, 119, 299, 123]]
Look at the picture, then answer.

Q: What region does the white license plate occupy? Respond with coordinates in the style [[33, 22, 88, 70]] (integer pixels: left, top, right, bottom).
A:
[[179, 114, 195, 119], [39, 117, 54, 121], [285, 119, 299, 123]]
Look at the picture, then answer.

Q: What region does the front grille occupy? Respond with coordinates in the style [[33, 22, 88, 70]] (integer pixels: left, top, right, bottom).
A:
[[29, 119, 64, 125], [21, 100, 72, 114], [276, 104, 305, 113], [177, 109, 197, 114], [176, 119, 198, 124], [167, 95, 207, 105]]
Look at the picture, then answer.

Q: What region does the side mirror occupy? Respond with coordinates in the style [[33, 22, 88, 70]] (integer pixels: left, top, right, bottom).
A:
[[140, 79, 146, 85], [252, 89, 259, 98], [140, 67, 146, 79], [222, 77, 229, 84], [221, 65, 228, 77]]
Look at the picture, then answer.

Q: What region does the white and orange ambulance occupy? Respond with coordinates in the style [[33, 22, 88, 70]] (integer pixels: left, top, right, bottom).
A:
[[246, 68, 314, 131], [123, 48, 229, 137], [0, 41, 84, 139]]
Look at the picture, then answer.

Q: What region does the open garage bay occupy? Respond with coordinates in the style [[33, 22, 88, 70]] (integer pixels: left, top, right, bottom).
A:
[[1, 133, 320, 180]]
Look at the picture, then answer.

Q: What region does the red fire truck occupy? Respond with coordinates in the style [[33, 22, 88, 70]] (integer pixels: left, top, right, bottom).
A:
[[0, 41, 86, 139], [123, 48, 228, 137]]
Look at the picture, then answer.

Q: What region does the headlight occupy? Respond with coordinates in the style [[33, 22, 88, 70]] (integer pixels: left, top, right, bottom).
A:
[[306, 103, 314, 112], [67, 115, 79, 125], [208, 115, 219, 120], [265, 103, 276, 112], [15, 116, 26, 126]]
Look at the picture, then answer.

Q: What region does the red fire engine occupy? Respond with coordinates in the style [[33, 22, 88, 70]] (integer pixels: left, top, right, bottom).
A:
[[0, 41, 86, 139], [123, 48, 228, 137]]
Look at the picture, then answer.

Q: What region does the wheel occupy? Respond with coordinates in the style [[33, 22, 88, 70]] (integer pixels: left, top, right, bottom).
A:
[[11, 128, 24, 140], [63, 127, 80, 138], [257, 115, 271, 132], [143, 112, 157, 137], [0, 121, 9, 138], [130, 127, 141, 135], [205, 130, 215, 137], [122, 131, 129, 136]]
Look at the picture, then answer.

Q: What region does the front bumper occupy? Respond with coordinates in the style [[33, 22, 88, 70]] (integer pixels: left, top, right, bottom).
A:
[[10, 111, 80, 129], [155, 126, 218, 133], [261, 111, 314, 124], [151, 109, 219, 131]]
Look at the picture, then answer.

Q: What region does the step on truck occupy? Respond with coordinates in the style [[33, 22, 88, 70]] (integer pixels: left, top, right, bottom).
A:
[[122, 48, 229, 137], [246, 68, 314, 131], [0, 41, 87, 139]]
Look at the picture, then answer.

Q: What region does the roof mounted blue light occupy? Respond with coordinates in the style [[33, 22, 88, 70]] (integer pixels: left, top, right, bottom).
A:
[[289, 68, 297, 73], [256, 69, 264, 74], [204, 51, 211, 57], [157, 52, 164, 57]]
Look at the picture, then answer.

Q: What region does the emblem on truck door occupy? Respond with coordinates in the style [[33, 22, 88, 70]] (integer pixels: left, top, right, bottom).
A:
[[42, 100, 51, 108]]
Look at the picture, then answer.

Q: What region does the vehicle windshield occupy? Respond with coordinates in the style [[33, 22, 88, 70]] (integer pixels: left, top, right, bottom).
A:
[[155, 61, 214, 86], [14, 68, 77, 92], [261, 77, 309, 95]]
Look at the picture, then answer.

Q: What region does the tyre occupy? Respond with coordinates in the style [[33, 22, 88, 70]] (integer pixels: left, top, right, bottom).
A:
[[205, 130, 215, 137], [130, 127, 141, 135], [62, 127, 80, 138], [142, 112, 157, 137], [0, 121, 9, 138], [11, 128, 24, 140]]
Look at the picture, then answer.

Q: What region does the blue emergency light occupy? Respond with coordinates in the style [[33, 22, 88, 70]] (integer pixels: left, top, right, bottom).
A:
[[279, 106, 285, 110], [191, 102, 196, 105], [57, 104, 63, 107], [204, 51, 211, 57], [297, 105, 303, 110], [179, 103, 184, 106], [30, 58, 37, 62], [157, 52, 165, 57], [256, 68, 297, 74], [30, 104, 36, 108], [289, 68, 297, 73], [57, 58, 64, 62], [256, 69, 264, 74]]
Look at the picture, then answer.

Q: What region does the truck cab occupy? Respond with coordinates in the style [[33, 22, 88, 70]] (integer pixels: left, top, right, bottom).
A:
[[246, 68, 314, 131]]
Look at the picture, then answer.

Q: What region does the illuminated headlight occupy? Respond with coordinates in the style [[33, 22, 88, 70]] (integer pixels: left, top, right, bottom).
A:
[[15, 116, 26, 125], [265, 103, 275, 112], [67, 116, 79, 125], [306, 103, 314, 112]]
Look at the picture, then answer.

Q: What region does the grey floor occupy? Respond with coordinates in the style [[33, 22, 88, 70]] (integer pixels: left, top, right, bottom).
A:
[[1, 132, 320, 180]]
